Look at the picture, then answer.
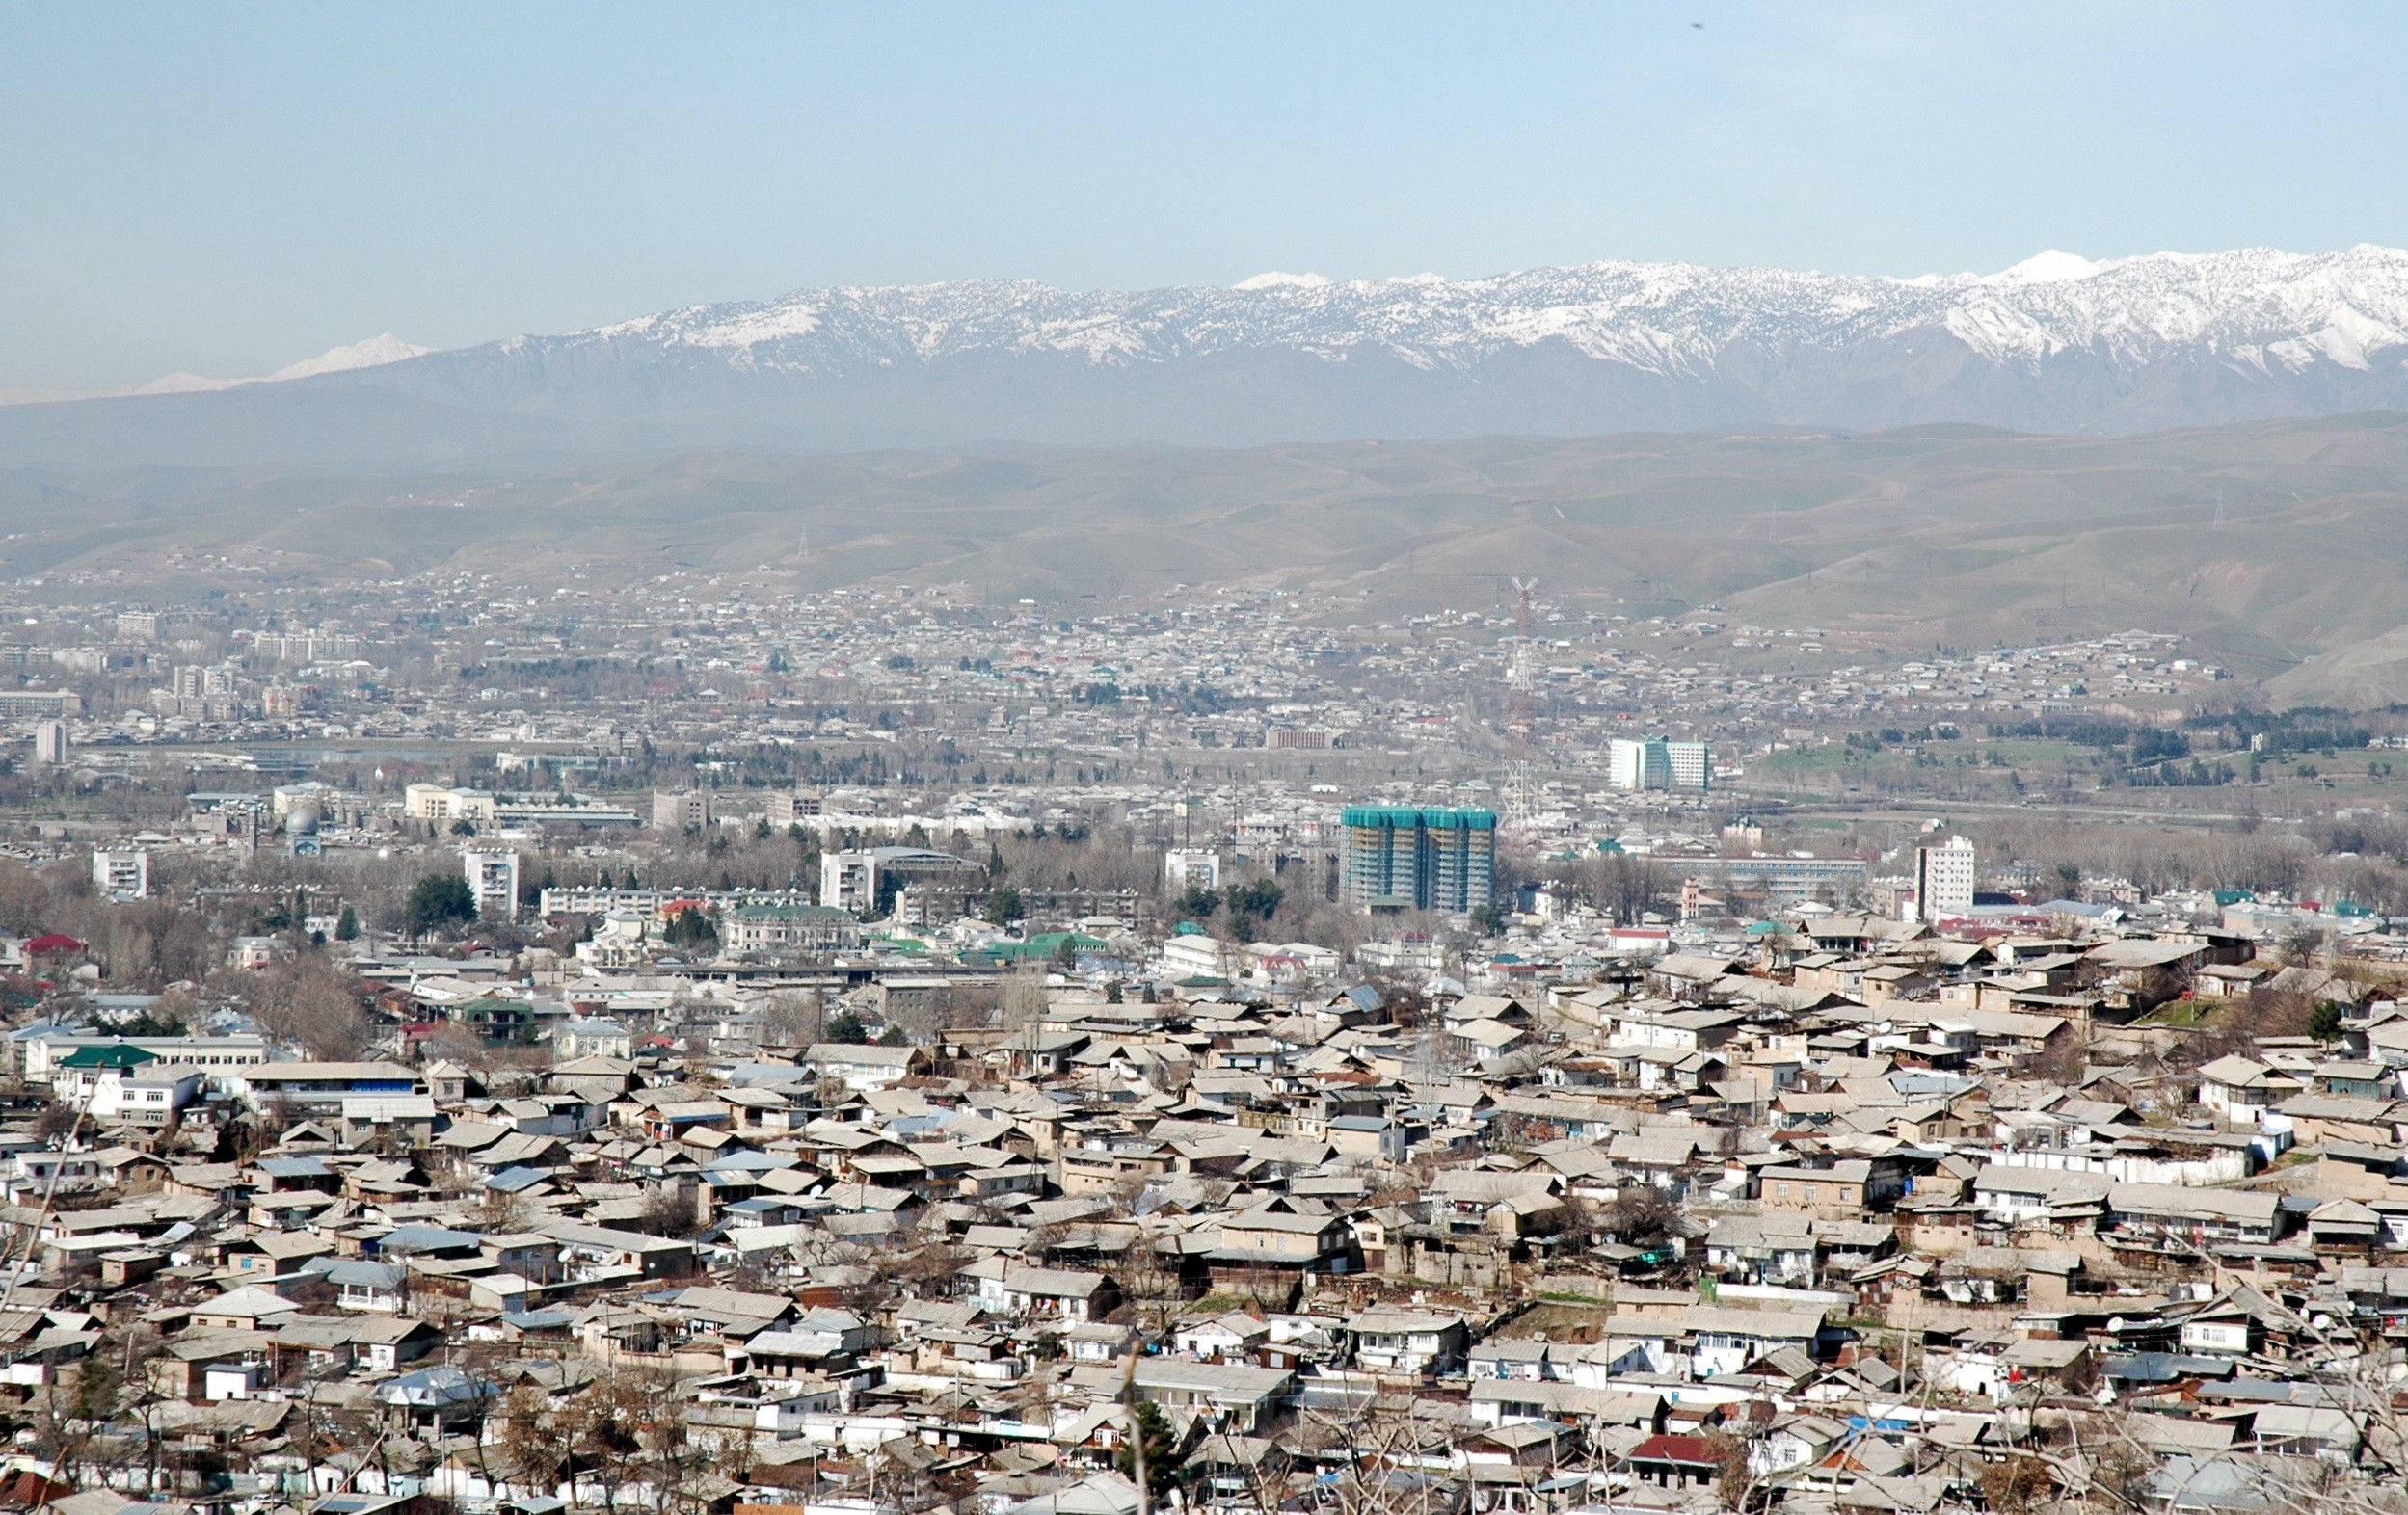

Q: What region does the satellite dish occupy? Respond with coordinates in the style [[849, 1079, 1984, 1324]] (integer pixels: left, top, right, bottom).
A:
[[2106, 1316, 2126, 1333]]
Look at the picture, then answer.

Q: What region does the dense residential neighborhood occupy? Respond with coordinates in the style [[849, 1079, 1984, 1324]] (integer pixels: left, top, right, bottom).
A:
[[0, 454, 2400, 1515], [0, 822, 2395, 1515]]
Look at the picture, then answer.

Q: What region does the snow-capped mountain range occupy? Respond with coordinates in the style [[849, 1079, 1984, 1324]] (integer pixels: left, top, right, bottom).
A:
[[531, 245, 2408, 381], [137, 334, 434, 395], [19, 247, 2408, 465]]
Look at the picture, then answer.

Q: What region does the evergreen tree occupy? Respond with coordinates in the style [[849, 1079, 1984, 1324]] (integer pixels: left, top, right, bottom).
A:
[[1116, 1399, 1184, 1501], [404, 873, 477, 940]]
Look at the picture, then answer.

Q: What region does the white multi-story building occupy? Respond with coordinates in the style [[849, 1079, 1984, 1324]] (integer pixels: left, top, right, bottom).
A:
[[1667, 740, 1711, 792], [1607, 737, 1669, 791], [93, 849, 148, 900], [1608, 737, 1708, 792], [79, 1062, 204, 1128], [1159, 932, 1233, 980], [30, 720, 67, 766], [820, 851, 876, 914], [405, 784, 497, 824], [463, 849, 522, 924], [1164, 849, 1221, 893], [817, 846, 981, 915], [1913, 835, 1978, 921], [15, 1032, 268, 1087], [652, 789, 712, 830]]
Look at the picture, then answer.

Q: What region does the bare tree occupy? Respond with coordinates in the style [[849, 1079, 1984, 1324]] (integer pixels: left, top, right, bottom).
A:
[[240, 960, 371, 1059], [1000, 968, 1049, 1037], [753, 989, 821, 1050], [495, 1383, 567, 1501]]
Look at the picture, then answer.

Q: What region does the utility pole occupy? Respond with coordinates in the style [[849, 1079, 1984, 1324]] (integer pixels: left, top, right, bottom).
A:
[[1121, 1352, 1151, 1515]]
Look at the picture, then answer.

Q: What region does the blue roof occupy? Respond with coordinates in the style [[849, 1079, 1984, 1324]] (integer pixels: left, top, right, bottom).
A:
[[2101, 1352, 2236, 1383], [371, 1224, 485, 1254], [704, 1150, 802, 1173], [307, 1259, 406, 1289], [379, 1365, 498, 1406], [718, 1063, 817, 1087], [482, 1167, 554, 1194]]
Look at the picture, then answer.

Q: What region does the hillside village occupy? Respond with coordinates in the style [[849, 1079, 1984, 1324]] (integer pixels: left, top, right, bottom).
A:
[[0, 877, 2399, 1515]]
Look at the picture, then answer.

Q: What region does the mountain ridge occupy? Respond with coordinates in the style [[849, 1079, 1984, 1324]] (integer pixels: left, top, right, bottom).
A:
[[16, 247, 2408, 465], [505, 244, 2408, 377]]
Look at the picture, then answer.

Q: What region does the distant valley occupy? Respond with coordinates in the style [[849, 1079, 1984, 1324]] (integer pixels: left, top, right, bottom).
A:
[[12, 413, 2408, 707]]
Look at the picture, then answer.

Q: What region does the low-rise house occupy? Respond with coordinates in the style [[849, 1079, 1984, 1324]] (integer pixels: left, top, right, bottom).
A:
[[803, 1042, 925, 1091], [1346, 1306, 1469, 1375], [2197, 1055, 2301, 1126], [972, 1262, 1122, 1321], [1758, 1157, 1906, 1218], [1129, 1359, 1295, 1433]]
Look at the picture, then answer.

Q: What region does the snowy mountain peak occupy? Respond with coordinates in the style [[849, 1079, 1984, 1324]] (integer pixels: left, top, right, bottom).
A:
[[101, 335, 435, 401], [1985, 249, 2107, 284], [1234, 271, 1333, 290], [265, 333, 431, 383]]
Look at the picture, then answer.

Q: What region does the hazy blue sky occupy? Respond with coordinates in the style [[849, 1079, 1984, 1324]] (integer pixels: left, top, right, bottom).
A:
[[8, 2, 2407, 390]]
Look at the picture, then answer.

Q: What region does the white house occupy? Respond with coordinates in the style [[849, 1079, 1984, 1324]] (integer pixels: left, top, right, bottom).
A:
[[2197, 1055, 2299, 1128], [1346, 1307, 1469, 1375], [84, 1063, 204, 1129], [556, 1019, 633, 1060]]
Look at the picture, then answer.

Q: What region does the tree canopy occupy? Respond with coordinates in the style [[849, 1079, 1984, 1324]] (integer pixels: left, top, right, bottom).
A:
[[404, 872, 477, 939]]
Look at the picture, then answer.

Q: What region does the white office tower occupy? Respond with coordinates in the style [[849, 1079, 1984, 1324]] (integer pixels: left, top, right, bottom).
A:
[[30, 720, 66, 766], [1914, 835, 1977, 921], [1667, 740, 1710, 792], [1609, 736, 1709, 792], [1607, 737, 1669, 791], [463, 848, 522, 924]]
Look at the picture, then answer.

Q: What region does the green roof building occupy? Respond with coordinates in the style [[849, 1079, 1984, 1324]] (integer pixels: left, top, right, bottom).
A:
[[1340, 805, 1496, 915], [56, 1044, 160, 1071]]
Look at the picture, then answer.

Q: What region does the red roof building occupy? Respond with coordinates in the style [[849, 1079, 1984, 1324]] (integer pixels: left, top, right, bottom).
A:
[[1627, 1434, 1725, 1489]]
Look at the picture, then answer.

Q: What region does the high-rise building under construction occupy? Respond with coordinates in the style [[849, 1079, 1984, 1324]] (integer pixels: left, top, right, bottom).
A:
[[1340, 805, 1497, 914]]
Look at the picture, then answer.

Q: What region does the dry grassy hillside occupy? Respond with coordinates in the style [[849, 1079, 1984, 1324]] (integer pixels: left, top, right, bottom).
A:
[[11, 412, 2408, 703]]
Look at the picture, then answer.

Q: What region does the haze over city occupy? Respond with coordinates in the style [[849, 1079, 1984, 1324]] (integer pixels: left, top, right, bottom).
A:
[[4, 10, 2408, 1515]]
